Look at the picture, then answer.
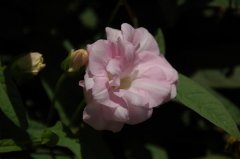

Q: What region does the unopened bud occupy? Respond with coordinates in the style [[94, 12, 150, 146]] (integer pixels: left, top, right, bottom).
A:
[[68, 49, 88, 72], [15, 52, 46, 75]]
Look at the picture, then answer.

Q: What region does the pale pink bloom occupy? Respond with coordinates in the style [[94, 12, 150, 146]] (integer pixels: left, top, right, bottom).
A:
[[80, 23, 178, 132]]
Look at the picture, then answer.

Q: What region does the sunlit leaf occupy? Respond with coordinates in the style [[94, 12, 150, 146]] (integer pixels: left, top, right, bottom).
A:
[[176, 74, 240, 139]]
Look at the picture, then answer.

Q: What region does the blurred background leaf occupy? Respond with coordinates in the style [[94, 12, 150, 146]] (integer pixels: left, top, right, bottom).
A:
[[192, 66, 240, 88], [79, 8, 98, 30]]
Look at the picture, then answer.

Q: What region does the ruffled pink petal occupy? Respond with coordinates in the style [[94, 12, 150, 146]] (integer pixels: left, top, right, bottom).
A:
[[126, 105, 153, 125], [115, 89, 148, 107], [121, 23, 135, 42], [114, 89, 152, 124], [83, 73, 94, 91], [134, 53, 178, 83], [87, 40, 113, 76], [83, 103, 124, 132], [106, 58, 122, 75], [106, 27, 122, 42], [170, 84, 177, 99], [102, 103, 129, 122], [131, 79, 172, 108], [117, 38, 136, 64], [133, 28, 159, 55], [91, 77, 109, 103]]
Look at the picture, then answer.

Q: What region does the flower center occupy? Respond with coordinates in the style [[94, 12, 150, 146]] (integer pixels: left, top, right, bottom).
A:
[[119, 76, 132, 89]]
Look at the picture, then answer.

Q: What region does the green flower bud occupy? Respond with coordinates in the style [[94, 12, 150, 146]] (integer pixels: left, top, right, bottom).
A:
[[68, 49, 88, 72], [14, 52, 46, 75]]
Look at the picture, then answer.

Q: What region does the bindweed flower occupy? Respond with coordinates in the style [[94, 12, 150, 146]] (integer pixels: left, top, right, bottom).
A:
[[68, 49, 88, 72], [15, 52, 45, 75], [80, 23, 178, 132]]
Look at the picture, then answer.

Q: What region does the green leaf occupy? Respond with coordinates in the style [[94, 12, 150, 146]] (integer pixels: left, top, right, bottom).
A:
[[175, 74, 240, 139], [28, 119, 81, 158], [0, 139, 22, 153], [0, 76, 21, 127], [145, 144, 168, 159], [155, 28, 166, 55], [48, 122, 82, 159], [0, 67, 28, 129], [208, 90, 240, 125]]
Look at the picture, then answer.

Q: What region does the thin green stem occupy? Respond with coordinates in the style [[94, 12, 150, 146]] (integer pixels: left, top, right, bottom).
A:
[[69, 100, 85, 126], [47, 73, 67, 126], [107, 0, 123, 26], [123, 0, 138, 27]]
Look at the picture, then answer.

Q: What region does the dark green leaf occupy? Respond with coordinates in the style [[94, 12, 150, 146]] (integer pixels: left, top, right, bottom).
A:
[[0, 67, 28, 129], [145, 144, 168, 159], [0, 76, 21, 127], [0, 139, 22, 153], [176, 74, 240, 139], [155, 28, 166, 55], [49, 122, 82, 159]]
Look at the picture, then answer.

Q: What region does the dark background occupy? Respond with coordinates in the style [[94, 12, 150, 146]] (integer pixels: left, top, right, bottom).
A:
[[0, 0, 240, 159]]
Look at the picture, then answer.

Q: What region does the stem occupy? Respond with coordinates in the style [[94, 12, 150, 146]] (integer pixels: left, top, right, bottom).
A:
[[47, 73, 67, 125], [107, 0, 138, 27], [123, 0, 138, 27], [69, 100, 85, 126], [107, 0, 123, 26]]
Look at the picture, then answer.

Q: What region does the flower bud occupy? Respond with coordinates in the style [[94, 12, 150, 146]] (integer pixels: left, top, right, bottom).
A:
[[68, 49, 88, 72], [15, 52, 46, 75]]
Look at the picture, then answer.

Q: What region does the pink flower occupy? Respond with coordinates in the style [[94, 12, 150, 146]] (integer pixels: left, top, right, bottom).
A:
[[80, 23, 178, 132]]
